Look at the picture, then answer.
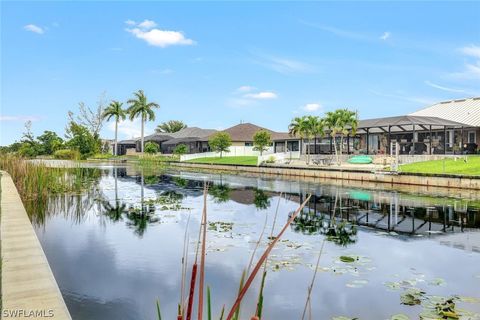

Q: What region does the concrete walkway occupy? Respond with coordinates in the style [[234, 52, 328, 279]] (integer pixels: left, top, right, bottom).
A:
[[1, 171, 71, 319]]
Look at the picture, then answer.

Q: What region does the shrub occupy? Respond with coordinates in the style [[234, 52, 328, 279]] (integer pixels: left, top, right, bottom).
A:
[[266, 156, 276, 163], [144, 142, 159, 154], [173, 144, 188, 155], [54, 149, 80, 160]]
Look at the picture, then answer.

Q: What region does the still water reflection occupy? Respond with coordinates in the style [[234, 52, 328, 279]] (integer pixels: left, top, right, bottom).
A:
[[30, 165, 480, 320]]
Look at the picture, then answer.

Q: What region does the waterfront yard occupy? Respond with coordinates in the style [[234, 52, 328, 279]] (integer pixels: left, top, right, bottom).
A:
[[399, 156, 480, 176], [186, 156, 258, 166]]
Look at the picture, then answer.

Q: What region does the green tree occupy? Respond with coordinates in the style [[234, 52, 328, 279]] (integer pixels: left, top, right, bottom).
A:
[[127, 90, 160, 154], [208, 132, 232, 158], [144, 141, 159, 154], [253, 130, 272, 156], [18, 121, 41, 157], [155, 120, 187, 133], [173, 144, 188, 155], [103, 100, 127, 156], [37, 131, 64, 155], [325, 109, 358, 164], [66, 121, 99, 159], [288, 116, 309, 163]]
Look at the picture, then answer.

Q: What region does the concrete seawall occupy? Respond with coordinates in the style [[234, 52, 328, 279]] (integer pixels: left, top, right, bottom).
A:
[[170, 162, 480, 190], [1, 171, 71, 319]]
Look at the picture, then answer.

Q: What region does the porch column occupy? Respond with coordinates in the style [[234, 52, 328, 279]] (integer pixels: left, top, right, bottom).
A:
[[347, 135, 350, 154], [412, 124, 416, 155], [387, 125, 391, 155], [461, 126, 464, 155], [429, 125, 433, 155], [366, 128, 370, 155], [444, 126, 447, 155]]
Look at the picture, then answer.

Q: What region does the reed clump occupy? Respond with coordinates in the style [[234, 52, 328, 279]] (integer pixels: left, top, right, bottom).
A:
[[0, 155, 99, 203]]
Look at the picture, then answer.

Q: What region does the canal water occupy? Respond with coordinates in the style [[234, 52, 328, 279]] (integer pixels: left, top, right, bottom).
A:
[[28, 164, 480, 320]]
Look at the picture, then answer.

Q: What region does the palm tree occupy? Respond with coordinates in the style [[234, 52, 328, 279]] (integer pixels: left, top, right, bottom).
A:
[[304, 116, 321, 164], [102, 100, 126, 156], [325, 109, 358, 164], [155, 120, 187, 133], [127, 90, 160, 154], [289, 116, 309, 161]]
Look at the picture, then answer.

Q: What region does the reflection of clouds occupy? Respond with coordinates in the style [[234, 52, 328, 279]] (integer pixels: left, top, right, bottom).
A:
[[34, 170, 480, 320]]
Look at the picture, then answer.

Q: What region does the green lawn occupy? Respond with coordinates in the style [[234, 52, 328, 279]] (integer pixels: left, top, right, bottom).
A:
[[399, 156, 480, 176], [186, 156, 258, 166]]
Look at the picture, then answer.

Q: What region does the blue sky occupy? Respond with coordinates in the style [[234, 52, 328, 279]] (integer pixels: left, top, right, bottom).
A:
[[1, 1, 479, 145]]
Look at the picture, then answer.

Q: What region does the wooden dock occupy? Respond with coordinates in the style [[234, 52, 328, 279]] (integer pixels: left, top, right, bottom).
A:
[[1, 171, 71, 320]]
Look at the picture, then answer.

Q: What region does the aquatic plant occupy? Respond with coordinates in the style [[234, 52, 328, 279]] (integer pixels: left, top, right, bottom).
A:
[[0, 155, 101, 213]]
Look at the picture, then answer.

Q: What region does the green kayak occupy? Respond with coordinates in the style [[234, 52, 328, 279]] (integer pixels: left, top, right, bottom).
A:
[[347, 155, 373, 164]]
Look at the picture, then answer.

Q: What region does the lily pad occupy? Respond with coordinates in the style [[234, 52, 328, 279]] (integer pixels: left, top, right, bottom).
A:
[[400, 289, 425, 306], [339, 256, 356, 263], [390, 314, 410, 320]]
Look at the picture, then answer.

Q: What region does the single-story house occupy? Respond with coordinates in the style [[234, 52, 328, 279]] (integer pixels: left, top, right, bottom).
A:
[[161, 127, 217, 153]]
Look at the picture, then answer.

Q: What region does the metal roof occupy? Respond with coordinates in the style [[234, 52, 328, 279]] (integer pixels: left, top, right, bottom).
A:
[[168, 127, 217, 139], [358, 115, 467, 128], [163, 136, 209, 145], [409, 97, 480, 127]]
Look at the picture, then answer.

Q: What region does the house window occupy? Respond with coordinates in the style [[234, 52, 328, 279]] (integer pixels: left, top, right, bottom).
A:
[[245, 142, 253, 146], [468, 131, 476, 143]]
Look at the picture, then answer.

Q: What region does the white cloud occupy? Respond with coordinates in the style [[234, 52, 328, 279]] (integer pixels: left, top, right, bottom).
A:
[[0, 115, 41, 122], [460, 45, 480, 59], [370, 90, 437, 106], [380, 32, 391, 41], [137, 19, 157, 30], [252, 52, 313, 74], [302, 103, 322, 112], [424, 81, 466, 93], [110, 118, 144, 139], [24, 24, 44, 34], [125, 20, 195, 48], [236, 85, 255, 93], [244, 91, 278, 100], [450, 45, 480, 80]]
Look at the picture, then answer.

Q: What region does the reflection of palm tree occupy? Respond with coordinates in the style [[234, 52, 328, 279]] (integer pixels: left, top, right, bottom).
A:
[[208, 183, 231, 203], [101, 167, 128, 222], [254, 189, 270, 210], [126, 205, 159, 237], [102, 200, 127, 222], [291, 211, 358, 246]]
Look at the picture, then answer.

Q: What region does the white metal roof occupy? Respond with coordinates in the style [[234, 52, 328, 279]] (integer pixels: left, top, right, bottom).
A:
[[409, 97, 480, 127]]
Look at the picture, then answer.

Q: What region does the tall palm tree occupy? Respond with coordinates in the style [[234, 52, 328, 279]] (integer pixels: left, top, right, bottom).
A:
[[325, 109, 358, 164], [304, 116, 321, 164], [102, 100, 126, 156], [289, 116, 309, 161], [127, 90, 160, 154]]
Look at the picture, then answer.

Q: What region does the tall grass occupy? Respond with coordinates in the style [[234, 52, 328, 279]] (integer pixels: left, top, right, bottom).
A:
[[0, 155, 100, 210], [161, 191, 312, 320]]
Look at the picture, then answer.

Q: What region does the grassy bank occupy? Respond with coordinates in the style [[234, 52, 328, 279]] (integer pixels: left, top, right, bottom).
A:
[[399, 156, 480, 176], [186, 156, 258, 166]]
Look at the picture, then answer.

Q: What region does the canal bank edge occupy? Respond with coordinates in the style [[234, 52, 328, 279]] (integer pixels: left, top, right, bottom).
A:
[[169, 162, 480, 190], [0, 171, 71, 320]]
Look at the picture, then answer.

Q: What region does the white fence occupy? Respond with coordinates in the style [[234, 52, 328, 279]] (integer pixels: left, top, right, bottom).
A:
[[180, 146, 274, 162]]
